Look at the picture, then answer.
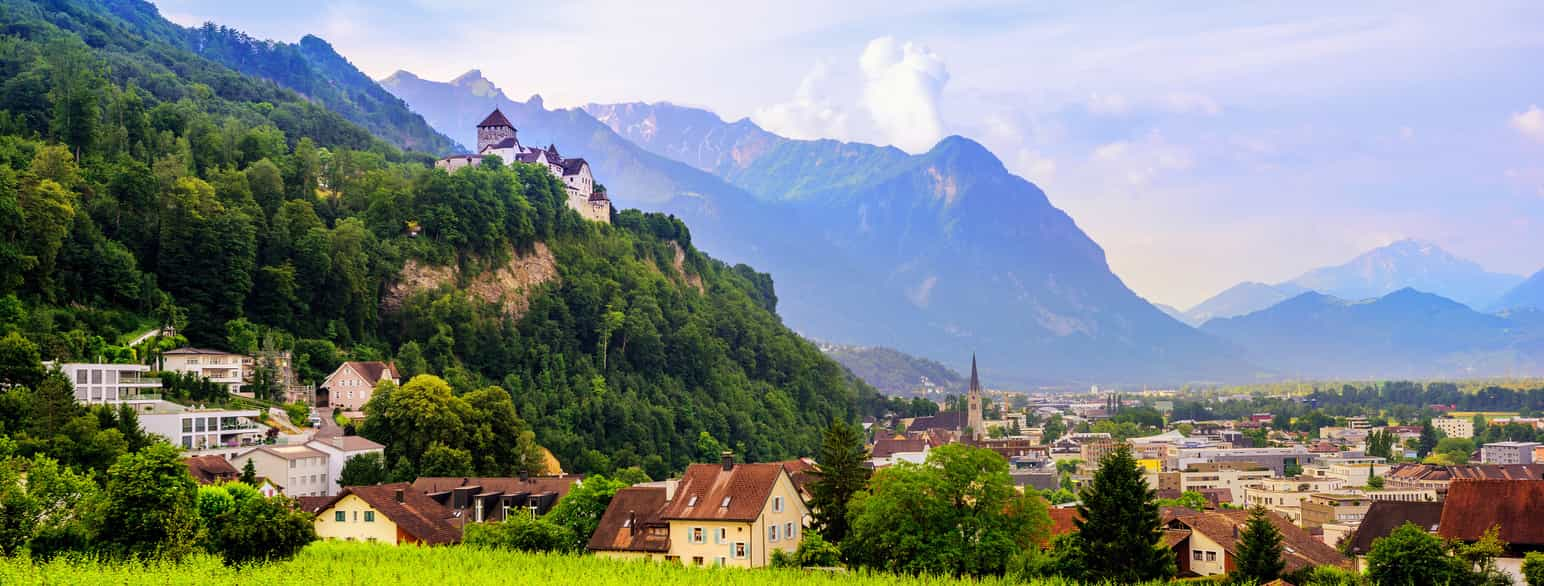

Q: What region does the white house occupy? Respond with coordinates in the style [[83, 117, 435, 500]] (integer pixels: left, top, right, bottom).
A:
[[305, 435, 386, 496], [162, 348, 254, 392], [53, 362, 161, 405]]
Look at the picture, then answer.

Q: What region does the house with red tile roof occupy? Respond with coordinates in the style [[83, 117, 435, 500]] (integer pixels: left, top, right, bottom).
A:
[[1165, 509, 1350, 577], [309, 482, 460, 545], [319, 361, 399, 411], [1438, 479, 1544, 581]]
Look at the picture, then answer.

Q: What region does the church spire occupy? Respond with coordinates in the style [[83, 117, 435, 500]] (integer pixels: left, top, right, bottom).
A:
[[969, 353, 980, 392]]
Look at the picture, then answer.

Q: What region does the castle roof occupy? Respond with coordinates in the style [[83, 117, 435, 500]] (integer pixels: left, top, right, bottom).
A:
[[561, 158, 589, 176], [481, 137, 519, 151], [477, 108, 513, 128]]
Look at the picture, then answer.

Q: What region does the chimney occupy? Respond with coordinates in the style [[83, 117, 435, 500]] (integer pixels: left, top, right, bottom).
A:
[[720, 451, 735, 471], [627, 511, 638, 536], [394, 488, 404, 503]]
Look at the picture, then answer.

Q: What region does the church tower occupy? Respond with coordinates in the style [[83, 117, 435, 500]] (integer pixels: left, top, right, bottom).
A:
[[966, 354, 984, 441], [475, 108, 517, 152]]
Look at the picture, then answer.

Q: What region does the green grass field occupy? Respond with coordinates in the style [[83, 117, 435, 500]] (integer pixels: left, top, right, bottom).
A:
[[0, 542, 1105, 586]]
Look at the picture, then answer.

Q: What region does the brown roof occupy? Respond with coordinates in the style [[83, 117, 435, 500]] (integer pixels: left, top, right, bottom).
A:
[[660, 463, 787, 522], [1438, 479, 1544, 545], [1048, 508, 1082, 539], [872, 437, 928, 459], [1388, 463, 1544, 484], [483, 137, 519, 150], [560, 158, 588, 176], [1347, 501, 1443, 555], [778, 458, 818, 498], [296, 496, 333, 513], [586, 486, 670, 553], [410, 476, 581, 501], [317, 483, 461, 545], [184, 455, 239, 484], [1160, 528, 1193, 549], [1171, 510, 1350, 573], [339, 361, 399, 384], [908, 411, 966, 432], [477, 108, 513, 128]]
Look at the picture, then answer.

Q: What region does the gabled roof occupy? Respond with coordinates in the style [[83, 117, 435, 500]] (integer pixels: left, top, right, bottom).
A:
[[777, 458, 818, 499], [326, 361, 399, 388], [307, 435, 385, 454], [560, 158, 589, 176], [477, 108, 513, 128], [184, 455, 238, 484], [481, 137, 519, 151], [241, 445, 326, 461], [587, 486, 670, 553], [872, 437, 928, 459], [315, 483, 461, 545], [1347, 501, 1443, 555], [410, 476, 581, 501], [660, 463, 789, 522], [1438, 479, 1544, 545], [1170, 510, 1349, 573]]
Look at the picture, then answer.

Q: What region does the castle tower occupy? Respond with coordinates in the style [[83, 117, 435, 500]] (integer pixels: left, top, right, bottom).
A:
[[966, 354, 984, 441], [476, 108, 517, 152]]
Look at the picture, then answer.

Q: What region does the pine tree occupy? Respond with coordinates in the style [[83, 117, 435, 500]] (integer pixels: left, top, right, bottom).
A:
[[1232, 506, 1285, 584], [239, 459, 257, 485], [1073, 444, 1174, 583], [1418, 420, 1440, 458], [808, 419, 869, 544]]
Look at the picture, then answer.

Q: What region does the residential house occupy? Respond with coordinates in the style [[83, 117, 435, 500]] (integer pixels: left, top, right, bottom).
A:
[[253, 477, 283, 498], [1344, 501, 1444, 571], [319, 361, 400, 412], [777, 458, 818, 504], [232, 445, 331, 497], [1439, 480, 1544, 581], [137, 401, 268, 451], [588, 486, 672, 561], [54, 363, 161, 405], [305, 435, 386, 496], [869, 436, 928, 468], [411, 476, 582, 524], [309, 483, 461, 545], [162, 348, 254, 392], [596, 454, 808, 568], [185, 455, 239, 484], [1166, 509, 1350, 578]]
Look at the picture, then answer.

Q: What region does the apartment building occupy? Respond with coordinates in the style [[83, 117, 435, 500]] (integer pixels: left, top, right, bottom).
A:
[[233, 445, 332, 497], [1177, 446, 1313, 476], [162, 348, 254, 392], [1299, 489, 1440, 529], [1305, 454, 1390, 485], [1160, 462, 1274, 500], [305, 435, 387, 496], [1432, 416, 1474, 439], [1240, 476, 1348, 523], [1481, 442, 1540, 465], [137, 402, 268, 451], [54, 362, 161, 405]]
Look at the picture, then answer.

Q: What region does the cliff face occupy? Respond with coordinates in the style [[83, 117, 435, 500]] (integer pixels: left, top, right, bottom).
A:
[[385, 243, 559, 319]]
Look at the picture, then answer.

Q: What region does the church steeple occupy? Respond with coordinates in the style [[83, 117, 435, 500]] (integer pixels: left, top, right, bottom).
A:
[[969, 354, 980, 393], [965, 353, 984, 442]]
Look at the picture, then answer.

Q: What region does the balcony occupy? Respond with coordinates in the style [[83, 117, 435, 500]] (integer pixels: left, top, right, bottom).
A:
[[118, 375, 161, 386]]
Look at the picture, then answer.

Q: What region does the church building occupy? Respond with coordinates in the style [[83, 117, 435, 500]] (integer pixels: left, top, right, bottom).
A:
[[965, 354, 985, 441], [435, 108, 611, 223]]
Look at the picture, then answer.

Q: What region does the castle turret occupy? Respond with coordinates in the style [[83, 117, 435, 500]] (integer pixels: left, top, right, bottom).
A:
[[476, 108, 517, 153]]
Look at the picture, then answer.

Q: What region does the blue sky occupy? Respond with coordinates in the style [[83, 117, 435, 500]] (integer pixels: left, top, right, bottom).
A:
[[153, 1, 1544, 308]]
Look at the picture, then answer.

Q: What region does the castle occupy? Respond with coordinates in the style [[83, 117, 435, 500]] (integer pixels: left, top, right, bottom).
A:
[[435, 108, 611, 223]]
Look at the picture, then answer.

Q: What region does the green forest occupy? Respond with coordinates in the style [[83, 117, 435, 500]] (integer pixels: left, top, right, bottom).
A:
[[0, 0, 880, 484]]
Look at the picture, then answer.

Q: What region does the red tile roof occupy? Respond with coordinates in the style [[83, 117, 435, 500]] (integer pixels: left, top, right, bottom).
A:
[[660, 463, 787, 522], [1047, 508, 1082, 540], [315, 483, 461, 545], [587, 486, 670, 553], [1347, 501, 1443, 555], [1438, 479, 1544, 545], [342, 361, 399, 383], [410, 476, 580, 501], [872, 437, 928, 459], [184, 455, 238, 484], [1170, 510, 1350, 573], [477, 109, 513, 128]]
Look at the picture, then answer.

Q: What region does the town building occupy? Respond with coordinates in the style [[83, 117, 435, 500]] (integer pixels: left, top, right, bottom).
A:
[[1165, 509, 1350, 577], [965, 355, 984, 441], [1481, 441, 1541, 465], [1432, 416, 1475, 439], [1438, 480, 1544, 581], [232, 445, 332, 497], [1344, 501, 1444, 571], [319, 361, 399, 412], [1384, 463, 1544, 494], [308, 483, 461, 545], [1177, 446, 1313, 476], [589, 454, 807, 568], [411, 476, 582, 524], [54, 362, 162, 405], [1160, 462, 1274, 499], [435, 109, 611, 223], [161, 348, 254, 393], [1304, 454, 1390, 485], [1240, 476, 1347, 523], [137, 402, 268, 451], [1299, 489, 1440, 530], [305, 435, 386, 496], [869, 436, 928, 468], [185, 454, 240, 484]]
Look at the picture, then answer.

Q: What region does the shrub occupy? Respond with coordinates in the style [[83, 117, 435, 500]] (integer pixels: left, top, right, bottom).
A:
[[1524, 552, 1544, 586], [463, 515, 575, 553], [794, 532, 842, 568]]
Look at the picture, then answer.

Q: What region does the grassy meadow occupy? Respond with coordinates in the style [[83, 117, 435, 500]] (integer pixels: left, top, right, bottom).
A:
[[0, 541, 1111, 586]]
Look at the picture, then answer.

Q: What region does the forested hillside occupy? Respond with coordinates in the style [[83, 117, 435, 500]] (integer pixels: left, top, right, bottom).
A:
[[0, 0, 879, 479]]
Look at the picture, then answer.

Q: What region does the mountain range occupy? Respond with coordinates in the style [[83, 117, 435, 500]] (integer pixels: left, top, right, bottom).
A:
[[1179, 239, 1526, 325], [381, 81, 1250, 385]]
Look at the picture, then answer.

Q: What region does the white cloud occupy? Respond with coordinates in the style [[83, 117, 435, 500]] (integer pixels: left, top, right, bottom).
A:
[[1511, 105, 1544, 142], [859, 37, 950, 153], [1088, 131, 1193, 188], [751, 60, 852, 141], [1086, 92, 1131, 116]]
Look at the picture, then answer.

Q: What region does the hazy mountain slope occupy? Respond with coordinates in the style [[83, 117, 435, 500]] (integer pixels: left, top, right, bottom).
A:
[[1285, 239, 1522, 309], [1184, 282, 1306, 325], [389, 74, 1254, 385], [821, 344, 966, 396], [1153, 303, 1188, 322], [1492, 268, 1544, 311], [1202, 289, 1544, 378]]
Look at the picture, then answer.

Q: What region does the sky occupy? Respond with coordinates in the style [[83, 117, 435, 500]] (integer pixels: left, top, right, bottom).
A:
[[153, 1, 1544, 309]]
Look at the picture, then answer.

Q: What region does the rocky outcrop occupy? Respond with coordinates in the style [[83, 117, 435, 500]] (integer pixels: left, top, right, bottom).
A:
[[384, 243, 559, 319]]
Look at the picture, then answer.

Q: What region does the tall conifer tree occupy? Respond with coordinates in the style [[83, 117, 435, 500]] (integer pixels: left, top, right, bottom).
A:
[[1233, 506, 1285, 584], [1072, 444, 1174, 583], [808, 419, 869, 544]]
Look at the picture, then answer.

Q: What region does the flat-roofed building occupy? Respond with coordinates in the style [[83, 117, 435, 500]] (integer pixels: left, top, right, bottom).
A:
[[53, 362, 161, 405], [1432, 416, 1474, 439], [1481, 442, 1540, 465]]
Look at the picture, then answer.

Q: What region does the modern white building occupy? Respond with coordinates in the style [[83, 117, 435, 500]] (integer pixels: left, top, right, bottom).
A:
[[1481, 442, 1541, 465], [232, 445, 331, 497], [161, 348, 254, 392], [1432, 416, 1474, 439], [53, 362, 162, 405], [137, 401, 269, 451]]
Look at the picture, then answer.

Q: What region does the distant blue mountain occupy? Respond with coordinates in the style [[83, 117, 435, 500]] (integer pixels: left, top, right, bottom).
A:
[[1492, 268, 1544, 311], [1182, 282, 1306, 326], [1201, 288, 1544, 379], [384, 80, 1253, 385]]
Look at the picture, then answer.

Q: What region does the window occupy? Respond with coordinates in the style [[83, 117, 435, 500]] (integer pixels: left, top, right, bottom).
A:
[[691, 527, 705, 544], [686, 495, 698, 507], [715, 528, 726, 544], [772, 496, 784, 513], [1192, 550, 1203, 561], [364, 511, 375, 522], [335, 511, 346, 522], [785, 522, 795, 539], [692, 557, 704, 567], [720, 496, 731, 508], [1205, 551, 1217, 562], [733, 542, 747, 559], [769, 525, 779, 542], [290, 460, 296, 469]]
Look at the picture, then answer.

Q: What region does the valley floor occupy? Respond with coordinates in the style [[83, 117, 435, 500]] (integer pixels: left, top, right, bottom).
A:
[[0, 542, 1120, 586]]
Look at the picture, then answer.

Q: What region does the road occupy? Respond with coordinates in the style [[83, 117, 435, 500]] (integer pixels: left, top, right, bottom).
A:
[[313, 406, 344, 439]]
